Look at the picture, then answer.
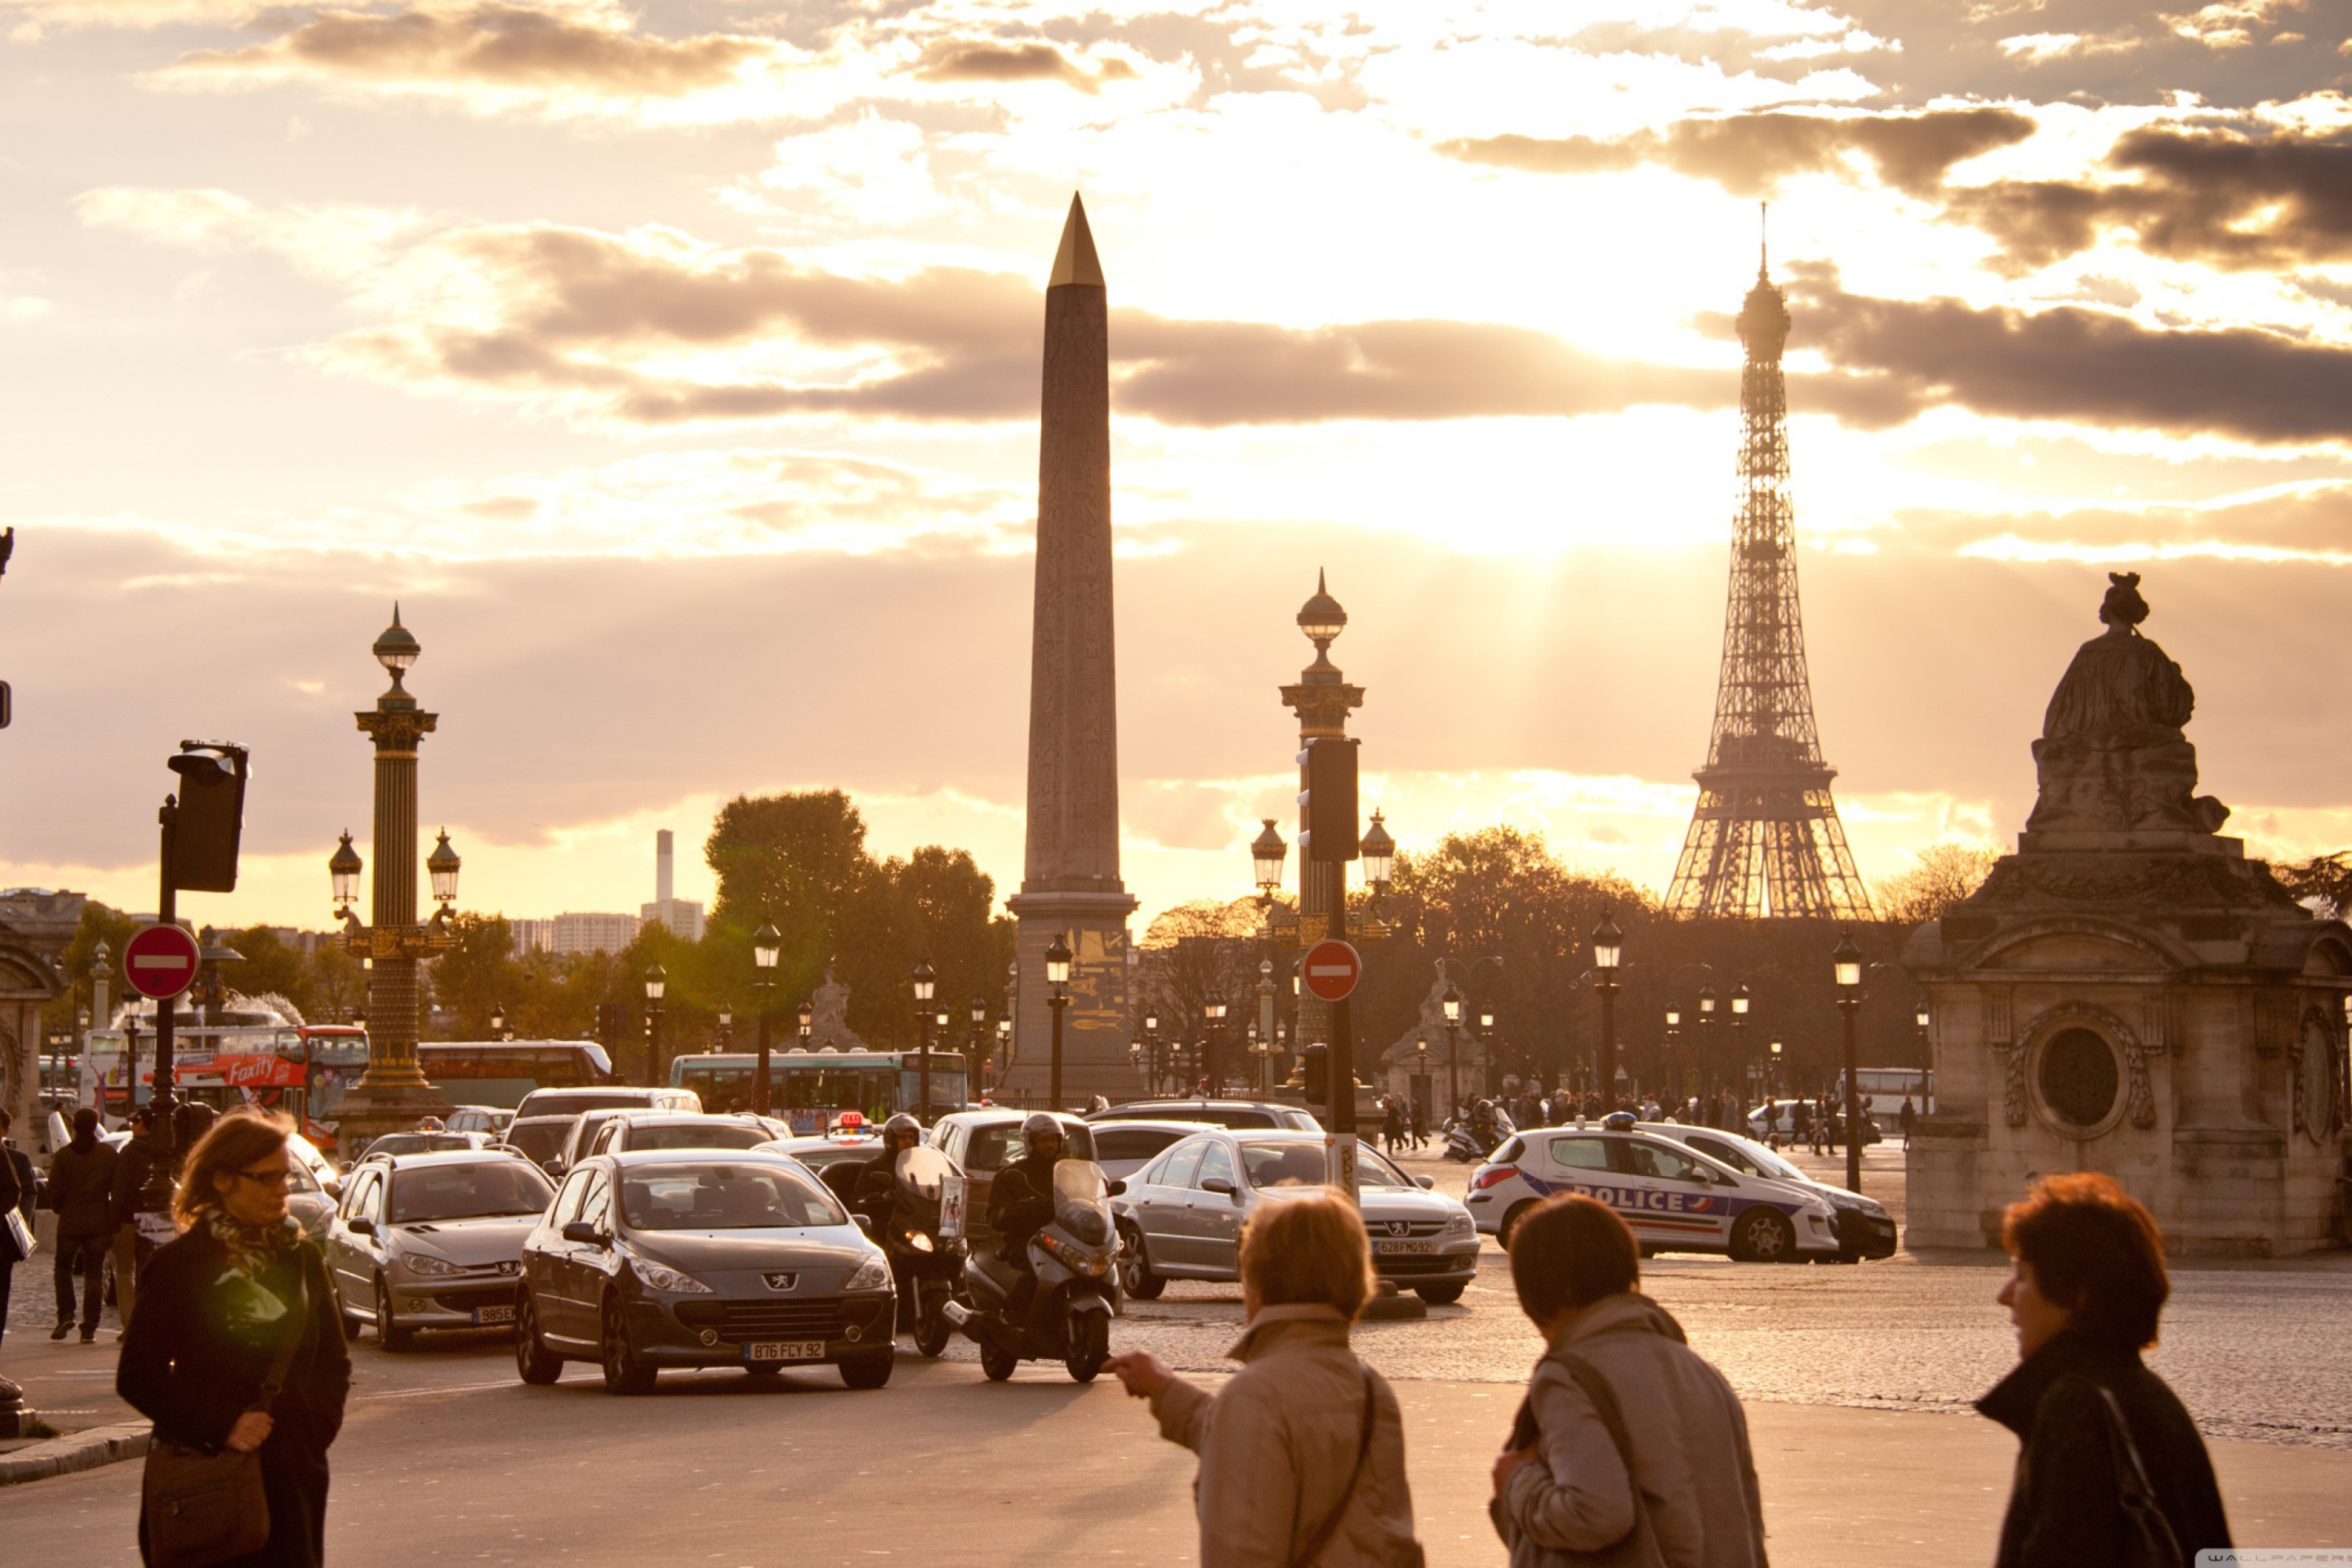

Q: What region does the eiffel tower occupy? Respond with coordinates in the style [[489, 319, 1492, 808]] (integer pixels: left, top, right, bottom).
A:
[[1664, 233, 1873, 920]]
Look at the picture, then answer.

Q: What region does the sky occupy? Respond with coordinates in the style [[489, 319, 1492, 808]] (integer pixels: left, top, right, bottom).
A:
[[2, 0, 2349, 938]]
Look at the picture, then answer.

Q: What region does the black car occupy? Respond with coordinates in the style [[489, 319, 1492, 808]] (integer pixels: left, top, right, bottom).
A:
[[512, 1149, 898, 1394]]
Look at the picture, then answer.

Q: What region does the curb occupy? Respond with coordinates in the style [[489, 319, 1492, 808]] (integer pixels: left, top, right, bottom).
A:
[[0, 1422, 152, 1486]]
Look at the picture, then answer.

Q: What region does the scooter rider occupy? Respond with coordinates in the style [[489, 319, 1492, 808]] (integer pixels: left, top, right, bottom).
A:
[[987, 1113, 1066, 1337], [853, 1113, 926, 1233]]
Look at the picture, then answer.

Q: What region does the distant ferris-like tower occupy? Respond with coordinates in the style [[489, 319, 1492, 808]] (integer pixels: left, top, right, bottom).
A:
[[1663, 236, 1873, 920]]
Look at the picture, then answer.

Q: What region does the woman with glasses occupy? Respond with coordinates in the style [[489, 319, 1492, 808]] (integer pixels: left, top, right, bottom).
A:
[[118, 1111, 351, 1567]]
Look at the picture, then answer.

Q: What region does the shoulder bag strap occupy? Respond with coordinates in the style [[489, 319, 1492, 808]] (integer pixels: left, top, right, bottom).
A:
[[1286, 1365, 1381, 1568], [1556, 1352, 1668, 1568], [250, 1258, 311, 1413], [2092, 1384, 2187, 1568]]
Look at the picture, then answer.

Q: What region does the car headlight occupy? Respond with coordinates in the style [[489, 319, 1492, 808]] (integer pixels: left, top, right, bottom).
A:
[[1444, 1211, 1474, 1236], [629, 1258, 713, 1294], [400, 1252, 464, 1279], [844, 1255, 891, 1292]]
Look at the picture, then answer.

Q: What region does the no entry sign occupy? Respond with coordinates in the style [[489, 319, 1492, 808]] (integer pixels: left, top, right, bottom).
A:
[[1301, 939, 1363, 1003], [123, 923, 201, 1001]]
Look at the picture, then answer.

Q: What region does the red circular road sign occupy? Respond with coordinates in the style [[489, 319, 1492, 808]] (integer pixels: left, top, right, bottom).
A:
[[122, 923, 202, 1001], [1301, 939, 1363, 1003]]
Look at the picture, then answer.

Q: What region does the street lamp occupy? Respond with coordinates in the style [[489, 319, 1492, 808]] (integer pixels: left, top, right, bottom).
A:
[[1833, 930, 1864, 1192], [1441, 982, 1463, 1114], [969, 996, 987, 1102], [329, 831, 362, 915], [1360, 811, 1395, 914], [1143, 1011, 1160, 1095], [912, 960, 937, 1123], [1045, 932, 1072, 1110], [1665, 1008, 1681, 1109], [749, 920, 781, 1116], [1914, 1000, 1933, 1113], [1252, 819, 1288, 906], [644, 963, 666, 1089], [1696, 983, 1717, 1116], [1204, 999, 1228, 1096], [1592, 911, 1622, 1109], [1731, 981, 1751, 1112], [488, 1004, 505, 1041], [1479, 1005, 1497, 1095], [1257, 958, 1277, 1080]]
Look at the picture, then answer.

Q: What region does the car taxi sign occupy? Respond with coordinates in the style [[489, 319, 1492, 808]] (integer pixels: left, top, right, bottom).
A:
[[1300, 939, 1362, 1003], [122, 922, 202, 1001]]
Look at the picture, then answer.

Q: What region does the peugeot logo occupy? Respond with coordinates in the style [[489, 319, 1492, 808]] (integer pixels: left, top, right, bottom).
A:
[[762, 1272, 798, 1292], [1385, 1221, 1411, 1237], [496, 1261, 519, 1276]]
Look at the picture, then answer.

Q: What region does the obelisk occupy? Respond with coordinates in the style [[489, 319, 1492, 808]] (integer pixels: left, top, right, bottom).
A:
[[1004, 194, 1137, 1107]]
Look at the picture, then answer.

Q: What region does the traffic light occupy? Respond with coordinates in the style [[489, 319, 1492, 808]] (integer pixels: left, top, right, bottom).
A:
[[166, 742, 250, 893], [1296, 737, 1359, 864], [1302, 1042, 1330, 1103]]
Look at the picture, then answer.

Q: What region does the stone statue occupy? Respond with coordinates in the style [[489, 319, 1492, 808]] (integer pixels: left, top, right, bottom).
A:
[[804, 964, 868, 1051], [2025, 574, 2230, 839]]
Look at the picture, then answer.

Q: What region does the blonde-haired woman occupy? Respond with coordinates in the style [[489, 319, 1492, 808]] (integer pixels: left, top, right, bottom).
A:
[[117, 1111, 350, 1566], [1107, 1194, 1423, 1567]]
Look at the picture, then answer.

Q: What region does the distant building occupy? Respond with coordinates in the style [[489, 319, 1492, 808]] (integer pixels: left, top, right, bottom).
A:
[[550, 913, 639, 956], [639, 830, 705, 942], [510, 918, 556, 957]]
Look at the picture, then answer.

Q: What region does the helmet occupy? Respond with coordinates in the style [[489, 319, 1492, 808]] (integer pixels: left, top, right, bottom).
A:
[[1022, 1112, 1066, 1156], [881, 1113, 922, 1150]]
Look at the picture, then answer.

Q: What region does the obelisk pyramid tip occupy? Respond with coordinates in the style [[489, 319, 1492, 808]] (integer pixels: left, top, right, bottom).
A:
[[1048, 193, 1104, 288]]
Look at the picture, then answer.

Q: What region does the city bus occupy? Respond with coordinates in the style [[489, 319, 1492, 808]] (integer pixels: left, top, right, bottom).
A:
[[670, 1048, 969, 1131], [414, 1040, 612, 1110]]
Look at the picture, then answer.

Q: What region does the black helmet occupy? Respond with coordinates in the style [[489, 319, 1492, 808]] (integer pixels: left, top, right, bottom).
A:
[[881, 1113, 922, 1149]]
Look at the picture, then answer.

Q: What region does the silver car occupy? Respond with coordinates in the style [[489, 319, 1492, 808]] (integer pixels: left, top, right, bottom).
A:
[[327, 1149, 555, 1350], [1114, 1129, 1480, 1305]]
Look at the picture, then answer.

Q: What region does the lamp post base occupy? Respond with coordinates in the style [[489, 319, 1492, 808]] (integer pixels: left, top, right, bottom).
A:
[[333, 1077, 455, 1154]]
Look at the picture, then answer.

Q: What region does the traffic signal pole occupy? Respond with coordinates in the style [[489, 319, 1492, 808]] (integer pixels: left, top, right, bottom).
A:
[[153, 795, 179, 1162]]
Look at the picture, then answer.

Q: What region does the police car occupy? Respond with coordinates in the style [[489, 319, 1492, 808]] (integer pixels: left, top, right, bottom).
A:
[[1466, 1112, 1841, 1263]]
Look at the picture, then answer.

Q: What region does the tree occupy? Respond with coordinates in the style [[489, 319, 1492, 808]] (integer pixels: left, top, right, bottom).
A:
[[42, 901, 141, 1036], [2278, 851, 2352, 918], [1874, 844, 2000, 927], [218, 926, 321, 1022], [424, 913, 522, 1040], [1137, 899, 1265, 1064]]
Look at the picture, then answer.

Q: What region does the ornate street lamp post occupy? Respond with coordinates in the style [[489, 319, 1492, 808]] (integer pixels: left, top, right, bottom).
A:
[[1256, 958, 1277, 1082], [797, 997, 813, 1051], [1479, 1005, 1497, 1096], [1142, 1012, 1160, 1095], [1441, 982, 1463, 1114], [1664, 1008, 1681, 1106], [993, 1018, 1010, 1092], [969, 996, 988, 1103], [1914, 1000, 1933, 1113], [1045, 933, 1072, 1110], [1731, 982, 1751, 1113], [644, 964, 666, 1088], [751, 920, 781, 1116], [1204, 999, 1227, 1096], [1592, 913, 1622, 1108], [1252, 820, 1288, 911], [1696, 982, 1717, 1115], [330, 608, 461, 1146], [912, 960, 936, 1123], [1834, 931, 1865, 1192]]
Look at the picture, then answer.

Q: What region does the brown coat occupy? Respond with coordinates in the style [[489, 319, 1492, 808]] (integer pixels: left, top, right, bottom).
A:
[[1149, 1304, 1423, 1568]]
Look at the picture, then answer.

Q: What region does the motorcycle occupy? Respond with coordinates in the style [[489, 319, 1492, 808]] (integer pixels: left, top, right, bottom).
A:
[[942, 1158, 1118, 1383], [887, 1145, 969, 1358]]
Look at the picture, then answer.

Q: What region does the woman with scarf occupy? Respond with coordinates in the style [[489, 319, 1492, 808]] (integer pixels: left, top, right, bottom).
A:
[[118, 1111, 350, 1567]]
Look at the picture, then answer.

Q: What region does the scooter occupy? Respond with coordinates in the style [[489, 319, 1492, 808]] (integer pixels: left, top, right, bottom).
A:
[[942, 1159, 1118, 1383], [1443, 1107, 1517, 1163], [886, 1145, 969, 1358]]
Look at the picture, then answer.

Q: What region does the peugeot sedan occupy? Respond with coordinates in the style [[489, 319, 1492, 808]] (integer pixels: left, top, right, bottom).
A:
[[1113, 1129, 1479, 1305], [512, 1149, 897, 1394], [327, 1149, 555, 1350]]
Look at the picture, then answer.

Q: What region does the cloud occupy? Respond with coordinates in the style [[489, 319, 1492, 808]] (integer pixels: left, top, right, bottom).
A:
[[1941, 124, 2352, 272], [1790, 267, 2352, 445], [910, 38, 1136, 96], [1438, 108, 2038, 198], [166, 6, 776, 99]]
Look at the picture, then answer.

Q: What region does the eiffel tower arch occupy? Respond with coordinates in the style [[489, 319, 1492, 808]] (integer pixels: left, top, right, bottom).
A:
[[1664, 242, 1873, 921]]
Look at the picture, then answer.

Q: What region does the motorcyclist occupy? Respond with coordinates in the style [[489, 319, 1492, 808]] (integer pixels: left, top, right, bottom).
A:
[[853, 1113, 929, 1328], [985, 1113, 1067, 1339]]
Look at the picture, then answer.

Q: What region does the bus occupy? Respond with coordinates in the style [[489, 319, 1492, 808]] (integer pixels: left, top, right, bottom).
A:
[[670, 1048, 969, 1132], [414, 1040, 612, 1111], [1841, 1067, 1932, 1125], [82, 1021, 371, 1151]]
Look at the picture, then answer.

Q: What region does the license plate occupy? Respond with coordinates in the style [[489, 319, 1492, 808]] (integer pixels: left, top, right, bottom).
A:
[[1374, 1239, 1438, 1254], [472, 1304, 516, 1325], [743, 1341, 826, 1363]]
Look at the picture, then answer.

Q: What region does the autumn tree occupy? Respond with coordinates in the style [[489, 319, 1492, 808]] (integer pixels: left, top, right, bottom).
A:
[[1873, 844, 2000, 927]]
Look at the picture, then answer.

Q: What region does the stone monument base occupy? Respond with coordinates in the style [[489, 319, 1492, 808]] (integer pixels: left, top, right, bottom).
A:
[[333, 1075, 455, 1155], [1004, 890, 1135, 1108]]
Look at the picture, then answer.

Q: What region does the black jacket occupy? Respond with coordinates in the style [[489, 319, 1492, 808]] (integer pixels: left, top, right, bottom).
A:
[[1, 1142, 31, 1261], [112, 1131, 174, 1224], [987, 1155, 1058, 1252], [118, 1226, 352, 1568], [1977, 1329, 2230, 1568], [42, 1138, 119, 1237]]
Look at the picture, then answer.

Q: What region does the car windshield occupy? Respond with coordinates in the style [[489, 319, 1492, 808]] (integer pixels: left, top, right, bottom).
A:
[[629, 1124, 769, 1152], [502, 1121, 572, 1162], [388, 1161, 553, 1223], [1697, 1134, 1806, 1183], [1235, 1141, 1414, 1190], [620, 1164, 846, 1232], [967, 1122, 1094, 1172]]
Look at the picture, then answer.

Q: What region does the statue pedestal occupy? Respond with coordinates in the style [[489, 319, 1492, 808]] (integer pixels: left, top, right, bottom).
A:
[[333, 1076, 454, 1155], [1003, 890, 1135, 1109]]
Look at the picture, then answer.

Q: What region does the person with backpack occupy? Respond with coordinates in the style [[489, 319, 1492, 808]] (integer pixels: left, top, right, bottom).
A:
[[1490, 1194, 1766, 1566], [42, 1107, 118, 1342]]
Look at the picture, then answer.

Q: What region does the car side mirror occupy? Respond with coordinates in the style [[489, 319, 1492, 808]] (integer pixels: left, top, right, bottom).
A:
[[323, 1179, 342, 1200], [853, 1214, 875, 1235], [345, 1217, 375, 1237], [561, 1220, 607, 1247], [1105, 1178, 1127, 1197], [1200, 1177, 1236, 1199], [1414, 1175, 1435, 1189]]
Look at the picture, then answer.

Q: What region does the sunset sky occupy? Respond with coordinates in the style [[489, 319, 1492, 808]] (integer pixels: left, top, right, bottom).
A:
[[2, 0, 2348, 938]]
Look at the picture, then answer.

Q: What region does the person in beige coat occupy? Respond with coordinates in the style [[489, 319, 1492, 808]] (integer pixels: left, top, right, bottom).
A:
[[1107, 1194, 1423, 1568], [1491, 1195, 1767, 1568]]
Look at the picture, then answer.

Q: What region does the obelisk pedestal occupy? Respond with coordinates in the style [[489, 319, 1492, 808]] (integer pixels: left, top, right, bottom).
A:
[[1003, 194, 1137, 1108]]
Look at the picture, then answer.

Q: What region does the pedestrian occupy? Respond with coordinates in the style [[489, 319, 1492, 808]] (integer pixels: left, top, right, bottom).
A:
[[43, 1107, 119, 1341], [1383, 1097, 1405, 1157], [1, 1105, 39, 1348], [1899, 1096, 1916, 1149], [1490, 1194, 1767, 1566], [110, 1106, 175, 1329], [1978, 1173, 2230, 1567], [118, 1111, 350, 1568], [1410, 1099, 1428, 1150], [1107, 1195, 1423, 1566]]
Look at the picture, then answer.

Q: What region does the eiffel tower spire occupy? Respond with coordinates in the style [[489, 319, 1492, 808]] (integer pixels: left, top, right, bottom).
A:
[[1663, 246, 1873, 920]]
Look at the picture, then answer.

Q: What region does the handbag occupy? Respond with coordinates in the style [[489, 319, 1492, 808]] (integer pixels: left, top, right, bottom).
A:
[[1287, 1365, 1383, 1568], [2095, 1384, 2188, 1568], [1493, 1352, 1670, 1568], [2, 1206, 32, 1261], [141, 1266, 310, 1568]]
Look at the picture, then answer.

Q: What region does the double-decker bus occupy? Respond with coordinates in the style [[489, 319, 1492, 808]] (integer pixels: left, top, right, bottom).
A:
[[670, 1047, 969, 1131], [414, 1040, 612, 1109], [82, 1018, 371, 1151]]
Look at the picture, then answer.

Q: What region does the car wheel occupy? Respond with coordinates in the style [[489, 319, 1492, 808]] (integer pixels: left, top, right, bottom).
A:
[[375, 1276, 415, 1353], [599, 1296, 656, 1396], [1119, 1228, 1165, 1302], [1064, 1311, 1108, 1383], [980, 1339, 1020, 1382], [1414, 1281, 1467, 1306], [1496, 1201, 1536, 1250], [514, 1292, 562, 1385], [1731, 1209, 1796, 1264], [839, 1353, 894, 1390]]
